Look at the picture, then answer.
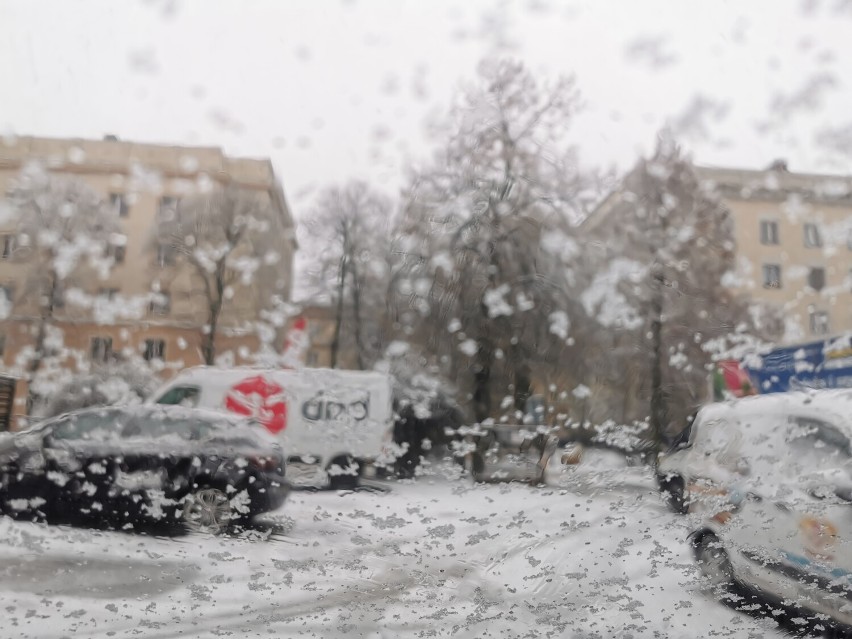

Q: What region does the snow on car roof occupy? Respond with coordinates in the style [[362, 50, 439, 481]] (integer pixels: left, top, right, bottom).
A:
[[163, 366, 389, 383], [702, 389, 852, 432], [60, 403, 252, 427]]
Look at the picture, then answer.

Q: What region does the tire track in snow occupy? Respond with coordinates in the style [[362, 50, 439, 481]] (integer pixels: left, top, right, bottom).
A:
[[62, 535, 478, 639]]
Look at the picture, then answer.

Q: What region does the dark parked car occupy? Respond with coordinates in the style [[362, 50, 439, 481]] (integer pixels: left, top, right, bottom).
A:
[[0, 405, 289, 534]]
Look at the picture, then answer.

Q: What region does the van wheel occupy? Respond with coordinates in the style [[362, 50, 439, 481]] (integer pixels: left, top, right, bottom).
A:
[[327, 455, 360, 490], [660, 476, 688, 514]]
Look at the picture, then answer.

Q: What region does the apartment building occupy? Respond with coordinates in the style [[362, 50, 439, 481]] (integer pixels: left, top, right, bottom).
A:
[[586, 160, 852, 343], [295, 304, 364, 370], [694, 162, 852, 341], [0, 135, 297, 419]]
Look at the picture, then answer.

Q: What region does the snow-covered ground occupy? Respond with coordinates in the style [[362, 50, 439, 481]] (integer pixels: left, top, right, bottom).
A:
[[0, 462, 794, 639]]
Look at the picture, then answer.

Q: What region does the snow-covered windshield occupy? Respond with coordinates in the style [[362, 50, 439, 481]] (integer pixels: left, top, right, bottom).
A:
[[3, 2, 852, 637]]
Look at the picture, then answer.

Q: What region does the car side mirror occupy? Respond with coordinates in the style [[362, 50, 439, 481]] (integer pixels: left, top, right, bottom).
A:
[[735, 458, 751, 476], [16, 435, 47, 472], [561, 446, 583, 465]]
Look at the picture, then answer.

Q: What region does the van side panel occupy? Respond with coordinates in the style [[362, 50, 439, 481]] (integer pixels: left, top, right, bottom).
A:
[[149, 368, 394, 466]]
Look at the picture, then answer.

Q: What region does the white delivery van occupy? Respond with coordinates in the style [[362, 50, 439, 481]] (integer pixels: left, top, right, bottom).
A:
[[148, 367, 395, 488]]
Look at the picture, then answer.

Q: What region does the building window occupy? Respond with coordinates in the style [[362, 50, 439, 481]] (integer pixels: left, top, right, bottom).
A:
[[90, 337, 113, 363], [52, 281, 65, 309], [0, 334, 5, 359], [306, 351, 319, 367], [0, 284, 14, 304], [804, 223, 822, 248], [847, 229, 852, 251], [759, 220, 779, 245], [1, 235, 15, 259], [110, 193, 129, 218], [762, 264, 782, 288], [98, 288, 119, 301], [105, 242, 126, 264], [143, 338, 166, 362], [149, 291, 171, 316], [807, 267, 826, 292], [159, 196, 178, 218], [157, 243, 177, 267], [809, 309, 830, 336]]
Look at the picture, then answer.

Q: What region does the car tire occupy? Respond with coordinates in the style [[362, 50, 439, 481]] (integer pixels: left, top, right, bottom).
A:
[[693, 532, 735, 589], [824, 625, 852, 639], [660, 476, 689, 514], [181, 486, 234, 535], [327, 455, 360, 490], [469, 451, 486, 482]]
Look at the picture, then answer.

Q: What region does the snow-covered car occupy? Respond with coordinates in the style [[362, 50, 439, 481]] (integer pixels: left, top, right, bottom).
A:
[[0, 405, 289, 534], [547, 443, 653, 491], [656, 390, 852, 514], [461, 424, 557, 483], [688, 401, 852, 632]]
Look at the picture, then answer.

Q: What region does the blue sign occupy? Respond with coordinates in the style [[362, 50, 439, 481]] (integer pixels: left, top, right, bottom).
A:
[[745, 334, 852, 393]]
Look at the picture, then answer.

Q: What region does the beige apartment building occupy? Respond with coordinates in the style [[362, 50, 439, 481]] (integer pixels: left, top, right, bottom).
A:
[[694, 163, 852, 341], [296, 304, 363, 370], [587, 160, 852, 343], [0, 135, 297, 421]]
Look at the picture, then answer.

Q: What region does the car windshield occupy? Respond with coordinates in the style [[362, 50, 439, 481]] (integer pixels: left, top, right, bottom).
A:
[[153, 386, 200, 408], [4, 2, 852, 638], [704, 411, 852, 484], [786, 417, 851, 467]]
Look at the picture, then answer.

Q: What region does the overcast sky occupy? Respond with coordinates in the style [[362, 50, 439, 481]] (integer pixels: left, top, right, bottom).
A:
[[3, 0, 852, 215]]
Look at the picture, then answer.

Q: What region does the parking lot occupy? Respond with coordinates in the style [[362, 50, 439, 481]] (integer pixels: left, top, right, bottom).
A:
[[0, 462, 799, 639]]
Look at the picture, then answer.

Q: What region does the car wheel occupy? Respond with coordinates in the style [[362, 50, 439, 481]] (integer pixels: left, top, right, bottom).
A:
[[693, 532, 735, 589], [661, 476, 689, 514], [824, 625, 852, 639], [182, 486, 233, 535], [327, 455, 360, 490]]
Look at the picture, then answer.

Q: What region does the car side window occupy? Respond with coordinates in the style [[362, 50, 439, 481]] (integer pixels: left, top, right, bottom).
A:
[[155, 386, 200, 407], [121, 414, 212, 441], [49, 411, 123, 442], [787, 417, 851, 464]]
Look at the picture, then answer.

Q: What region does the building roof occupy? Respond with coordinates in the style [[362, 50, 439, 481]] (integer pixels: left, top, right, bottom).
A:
[[0, 134, 297, 246], [694, 164, 852, 205], [583, 161, 852, 232], [0, 135, 277, 186]]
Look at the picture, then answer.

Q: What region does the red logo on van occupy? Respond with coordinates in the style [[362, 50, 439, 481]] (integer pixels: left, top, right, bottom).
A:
[[224, 375, 288, 434]]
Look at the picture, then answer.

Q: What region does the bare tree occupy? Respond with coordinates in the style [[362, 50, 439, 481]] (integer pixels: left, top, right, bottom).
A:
[[393, 59, 589, 422], [301, 181, 392, 370], [154, 185, 284, 365], [39, 358, 160, 418], [580, 139, 780, 447], [3, 163, 120, 410]]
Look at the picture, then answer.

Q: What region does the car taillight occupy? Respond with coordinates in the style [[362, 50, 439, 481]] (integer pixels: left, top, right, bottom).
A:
[[248, 455, 282, 472], [712, 511, 733, 525]]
